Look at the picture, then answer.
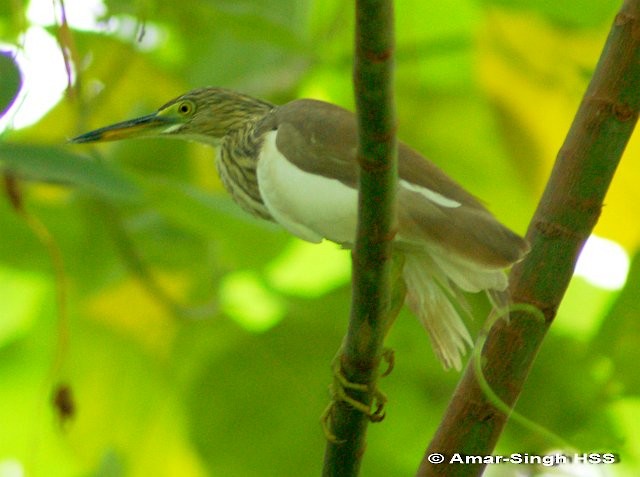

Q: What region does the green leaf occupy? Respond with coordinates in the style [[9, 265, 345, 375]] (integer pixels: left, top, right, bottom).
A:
[[480, 0, 619, 28], [142, 178, 290, 268], [592, 250, 640, 394], [0, 50, 22, 118], [0, 143, 141, 201], [0, 266, 48, 347]]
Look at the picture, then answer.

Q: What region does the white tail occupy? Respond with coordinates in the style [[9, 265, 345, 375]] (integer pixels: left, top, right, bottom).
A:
[[402, 250, 509, 370]]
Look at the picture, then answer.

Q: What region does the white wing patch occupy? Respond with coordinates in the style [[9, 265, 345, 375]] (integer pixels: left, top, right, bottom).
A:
[[257, 130, 358, 245], [400, 180, 461, 208]]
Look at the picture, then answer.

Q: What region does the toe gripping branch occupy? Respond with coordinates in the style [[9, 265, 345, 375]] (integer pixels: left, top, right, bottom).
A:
[[322, 348, 395, 442]]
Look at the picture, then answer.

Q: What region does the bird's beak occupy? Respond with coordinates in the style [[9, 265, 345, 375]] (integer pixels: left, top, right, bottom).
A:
[[69, 112, 178, 144]]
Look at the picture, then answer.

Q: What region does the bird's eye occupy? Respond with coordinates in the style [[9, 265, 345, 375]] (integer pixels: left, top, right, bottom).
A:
[[177, 101, 194, 116]]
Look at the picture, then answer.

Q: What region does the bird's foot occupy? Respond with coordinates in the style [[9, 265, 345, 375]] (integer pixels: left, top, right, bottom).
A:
[[321, 348, 394, 442]]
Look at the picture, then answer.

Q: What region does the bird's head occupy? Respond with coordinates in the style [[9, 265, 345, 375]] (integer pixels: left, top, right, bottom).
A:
[[70, 88, 274, 146]]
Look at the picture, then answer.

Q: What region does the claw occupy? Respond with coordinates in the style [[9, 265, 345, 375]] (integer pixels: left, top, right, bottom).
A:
[[321, 353, 394, 442], [380, 348, 395, 377], [321, 401, 341, 443], [331, 366, 387, 420]]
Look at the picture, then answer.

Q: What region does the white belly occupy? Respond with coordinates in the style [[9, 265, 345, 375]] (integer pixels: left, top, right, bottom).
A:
[[256, 131, 358, 245]]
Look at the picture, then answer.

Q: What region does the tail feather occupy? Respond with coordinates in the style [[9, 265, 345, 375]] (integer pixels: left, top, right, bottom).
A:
[[429, 249, 508, 293], [403, 251, 509, 370]]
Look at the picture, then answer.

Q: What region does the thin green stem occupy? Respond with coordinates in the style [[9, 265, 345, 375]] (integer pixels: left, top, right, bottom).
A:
[[322, 0, 398, 476]]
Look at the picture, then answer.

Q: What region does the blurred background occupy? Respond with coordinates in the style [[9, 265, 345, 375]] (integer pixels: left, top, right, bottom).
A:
[[1, 0, 639, 476]]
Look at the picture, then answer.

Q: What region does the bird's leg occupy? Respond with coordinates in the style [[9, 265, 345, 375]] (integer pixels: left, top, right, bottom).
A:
[[322, 253, 405, 442], [376, 251, 405, 379], [383, 250, 407, 337], [332, 352, 388, 418], [321, 352, 390, 443]]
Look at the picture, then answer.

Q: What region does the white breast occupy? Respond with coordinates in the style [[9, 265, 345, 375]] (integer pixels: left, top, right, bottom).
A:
[[256, 130, 358, 245]]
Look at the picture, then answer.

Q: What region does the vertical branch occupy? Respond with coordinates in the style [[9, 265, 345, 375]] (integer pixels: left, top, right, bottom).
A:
[[322, 0, 397, 476], [418, 1, 640, 475]]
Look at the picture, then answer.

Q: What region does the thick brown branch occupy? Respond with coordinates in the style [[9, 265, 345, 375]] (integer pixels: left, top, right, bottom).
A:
[[417, 1, 640, 475]]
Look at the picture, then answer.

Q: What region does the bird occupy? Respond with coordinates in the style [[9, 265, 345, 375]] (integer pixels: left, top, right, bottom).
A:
[[71, 87, 529, 370]]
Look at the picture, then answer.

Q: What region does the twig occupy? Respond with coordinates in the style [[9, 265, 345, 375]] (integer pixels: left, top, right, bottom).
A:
[[322, 0, 398, 475]]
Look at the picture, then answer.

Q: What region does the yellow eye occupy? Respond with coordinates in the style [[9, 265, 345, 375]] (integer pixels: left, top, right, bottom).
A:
[[177, 100, 194, 116]]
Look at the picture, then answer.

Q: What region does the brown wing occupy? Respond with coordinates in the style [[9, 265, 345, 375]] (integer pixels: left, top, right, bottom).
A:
[[258, 98, 528, 267]]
